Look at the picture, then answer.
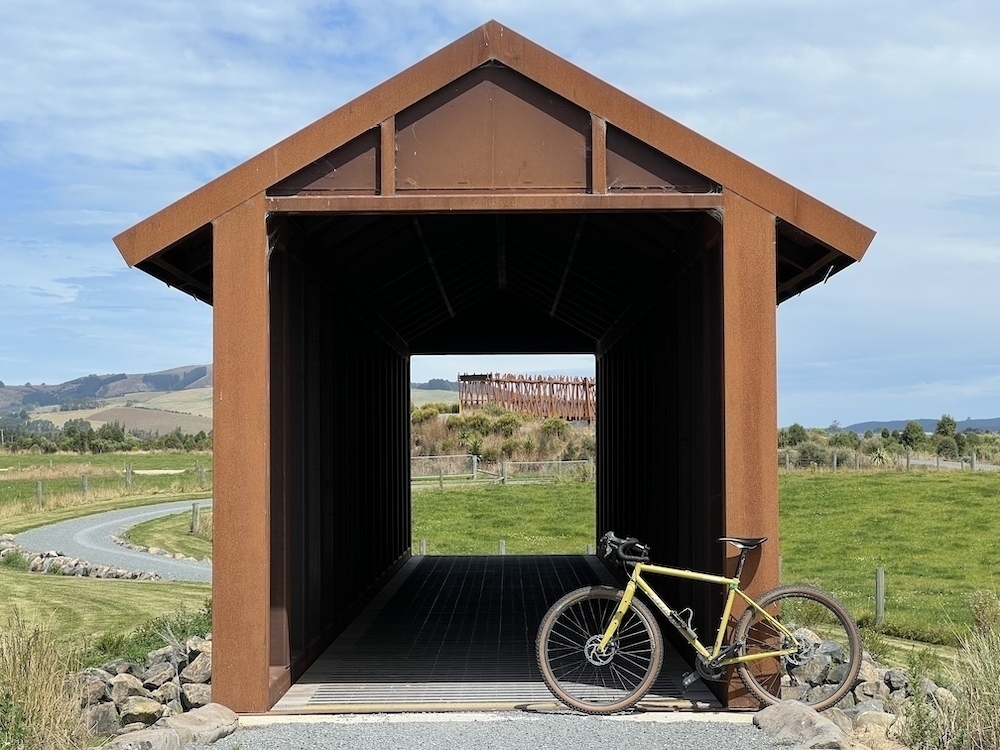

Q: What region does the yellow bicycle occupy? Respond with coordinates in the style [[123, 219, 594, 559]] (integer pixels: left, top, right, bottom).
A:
[[536, 531, 861, 714]]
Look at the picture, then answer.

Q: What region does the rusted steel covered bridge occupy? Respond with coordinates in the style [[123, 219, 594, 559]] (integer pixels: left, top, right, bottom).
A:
[[113, 21, 874, 712]]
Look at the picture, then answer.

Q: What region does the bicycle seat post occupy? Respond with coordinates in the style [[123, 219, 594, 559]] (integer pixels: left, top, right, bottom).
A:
[[719, 537, 767, 582], [733, 547, 750, 582]]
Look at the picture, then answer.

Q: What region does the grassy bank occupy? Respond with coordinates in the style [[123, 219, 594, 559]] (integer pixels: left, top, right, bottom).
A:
[[779, 470, 1000, 644], [126, 506, 213, 560], [0, 566, 209, 647], [0, 451, 212, 534]]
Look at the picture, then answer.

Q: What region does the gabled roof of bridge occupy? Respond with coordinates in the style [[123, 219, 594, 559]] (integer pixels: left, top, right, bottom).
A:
[[113, 20, 874, 306]]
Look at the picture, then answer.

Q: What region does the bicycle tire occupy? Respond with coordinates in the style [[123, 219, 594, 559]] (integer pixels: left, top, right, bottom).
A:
[[734, 585, 862, 710], [536, 585, 663, 714]]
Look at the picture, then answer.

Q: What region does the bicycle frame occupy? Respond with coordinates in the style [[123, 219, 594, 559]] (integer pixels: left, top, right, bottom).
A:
[[596, 562, 800, 666]]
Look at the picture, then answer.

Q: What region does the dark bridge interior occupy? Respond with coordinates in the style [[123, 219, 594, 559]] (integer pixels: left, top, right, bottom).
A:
[[263, 207, 728, 684]]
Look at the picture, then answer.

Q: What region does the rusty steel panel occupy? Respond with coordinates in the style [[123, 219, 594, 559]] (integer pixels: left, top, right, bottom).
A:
[[211, 194, 272, 713], [606, 125, 718, 193], [268, 129, 379, 196], [394, 66, 589, 192], [721, 191, 781, 709]]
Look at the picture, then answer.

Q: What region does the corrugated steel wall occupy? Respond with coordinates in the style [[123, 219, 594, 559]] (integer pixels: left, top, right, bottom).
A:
[[597, 217, 724, 645], [269, 246, 411, 679]]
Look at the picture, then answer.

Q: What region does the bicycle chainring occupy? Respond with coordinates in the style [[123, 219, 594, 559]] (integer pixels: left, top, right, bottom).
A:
[[695, 656, 726, 682]]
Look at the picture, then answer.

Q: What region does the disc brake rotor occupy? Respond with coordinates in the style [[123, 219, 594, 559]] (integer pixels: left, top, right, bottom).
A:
[[584, 635, 617, 666]]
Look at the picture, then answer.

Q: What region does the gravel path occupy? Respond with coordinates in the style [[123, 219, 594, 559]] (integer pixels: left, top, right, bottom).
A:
[[190, 712, 783, 750], [15, 499, 212, 582]]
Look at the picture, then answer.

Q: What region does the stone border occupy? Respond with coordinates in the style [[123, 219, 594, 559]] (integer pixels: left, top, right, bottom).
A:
[[0, 534, 163, 580], [111, 533, 212, 565]]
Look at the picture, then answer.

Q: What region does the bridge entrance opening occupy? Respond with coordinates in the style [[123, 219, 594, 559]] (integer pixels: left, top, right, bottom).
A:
[[264, 209, 728, 709]]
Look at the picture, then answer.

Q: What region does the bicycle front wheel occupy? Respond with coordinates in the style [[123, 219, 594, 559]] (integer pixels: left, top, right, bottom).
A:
[[734, 585, 861, 711], [536, 585, 663, 714]]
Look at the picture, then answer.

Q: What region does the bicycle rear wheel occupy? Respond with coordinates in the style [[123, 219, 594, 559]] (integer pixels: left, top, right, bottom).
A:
[[734, 585, 861, 710], [536, 585, 663, 714]]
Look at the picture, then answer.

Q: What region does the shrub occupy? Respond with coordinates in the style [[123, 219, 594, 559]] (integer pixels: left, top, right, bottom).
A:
[[83, 598, 212, 667], [0, 610, 87, 750], [968, 589, 1000, 636], [795, 441, 827, 467], [410, 406, 440, 425], [500, 438, 519, 459], [461, 413, 492, 435], [540, 417, 569, 440], [0, 551, 29, 572], [937, 437, 959, 459], [493, 412, 521, 438], [465, 433, 484, 456]]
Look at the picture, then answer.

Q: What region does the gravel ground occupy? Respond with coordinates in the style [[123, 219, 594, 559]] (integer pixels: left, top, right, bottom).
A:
[[15, 499, 212, 581], [189, 712, 784, 750]]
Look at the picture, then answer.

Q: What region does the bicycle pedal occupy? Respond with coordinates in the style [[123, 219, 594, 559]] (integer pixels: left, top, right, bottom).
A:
[[681, 671, 700, 690]]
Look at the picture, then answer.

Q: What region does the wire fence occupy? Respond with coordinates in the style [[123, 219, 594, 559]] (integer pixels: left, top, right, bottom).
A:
[[778, 448, 999, 472], [410, 454, 595, 485]]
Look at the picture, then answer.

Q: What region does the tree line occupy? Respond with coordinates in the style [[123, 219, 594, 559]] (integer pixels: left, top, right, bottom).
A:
[[0, 412, 211, 454], [779, 413, 999, 467]]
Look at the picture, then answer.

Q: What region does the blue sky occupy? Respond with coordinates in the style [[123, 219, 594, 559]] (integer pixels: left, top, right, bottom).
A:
[[1, 1, 998, 428]]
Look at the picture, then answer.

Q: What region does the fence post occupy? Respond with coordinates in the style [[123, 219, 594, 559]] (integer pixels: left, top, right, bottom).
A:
[[36, 481, 42, 510], [502, 462, 508, 483], [875, 568, 886, 625], [190, 503, 201, 534], [419, 539, 427, 555], [855, 452, 860, 471], [972, 452, 977, 471], [586, 543, 595, 555], [936, 454, 940, 470], [498, 539, 506, 555], [198, 465, 206, 488], [438, 468, 444, 489], [905, 448, 910, 471], [472, 454, 478, 481], [785, 451, 791, 470], [832, 452, 837, 472], [81, 474, 88, 497]]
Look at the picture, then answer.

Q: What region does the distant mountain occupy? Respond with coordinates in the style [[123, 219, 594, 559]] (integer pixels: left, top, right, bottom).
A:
[[843, 417, 1000, 434], [0, 365, 212, 410]]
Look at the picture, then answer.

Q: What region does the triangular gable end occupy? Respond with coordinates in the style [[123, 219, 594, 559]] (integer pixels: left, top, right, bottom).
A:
[[271, 64, 718, 198], [115, 20, 873, 280]]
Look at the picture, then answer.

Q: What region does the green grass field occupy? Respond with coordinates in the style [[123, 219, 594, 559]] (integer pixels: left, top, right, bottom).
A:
[[412, 481, 595, 554], [0, 567, 209, 648], [18, 464, 1000, 652], [779, 470, 1000, 644], [0, 453, 212, 527], [126, 507, 213, 560], [128, 470, 1000, 645]]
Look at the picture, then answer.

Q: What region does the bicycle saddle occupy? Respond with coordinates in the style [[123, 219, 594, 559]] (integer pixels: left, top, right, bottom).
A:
[[718, 536, 767, 550]]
